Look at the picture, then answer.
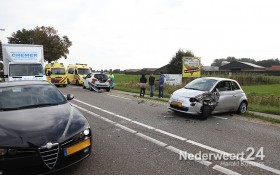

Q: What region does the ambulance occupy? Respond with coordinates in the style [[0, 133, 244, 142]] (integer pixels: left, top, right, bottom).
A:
[[45, 62, 67, 87], [66, 63, 91, 85]]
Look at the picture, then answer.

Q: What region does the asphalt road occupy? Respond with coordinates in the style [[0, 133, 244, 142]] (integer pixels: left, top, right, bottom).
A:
[[56, 85, 280, 175]]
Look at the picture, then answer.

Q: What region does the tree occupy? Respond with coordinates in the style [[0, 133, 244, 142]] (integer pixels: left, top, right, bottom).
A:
[[7, 26, 72, 63], [8, 28, 34, 44], [211, 58, 227, 67], [257, 58, 280, 67], [113, 69, 121, 73], [167, 49, 194, 74], [211, 57, 237, 67]]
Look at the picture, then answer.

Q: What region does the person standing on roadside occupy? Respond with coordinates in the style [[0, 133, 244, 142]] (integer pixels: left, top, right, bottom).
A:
[[108, 72, 115, 89], [139, 74, 147, 97], [158, 71, 165, 98], [148, 73, 155, 97]]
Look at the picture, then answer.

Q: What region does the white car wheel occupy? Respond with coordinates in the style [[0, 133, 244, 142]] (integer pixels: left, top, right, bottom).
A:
[[237, 101, 247, 114]]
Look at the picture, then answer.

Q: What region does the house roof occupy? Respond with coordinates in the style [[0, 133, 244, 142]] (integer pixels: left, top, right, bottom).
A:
[[124, 69, 141, 72], [239, 61, 265, 69]]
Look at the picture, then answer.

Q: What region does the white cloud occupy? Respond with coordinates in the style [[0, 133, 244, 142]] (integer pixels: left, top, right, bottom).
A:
[[1, 0, 280, 70]]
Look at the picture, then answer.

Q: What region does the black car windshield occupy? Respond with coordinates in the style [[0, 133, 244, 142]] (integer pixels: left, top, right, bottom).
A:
[[78, 68, 91, 75], [185, 78, 217, 91], [0, 84, 67, 111]]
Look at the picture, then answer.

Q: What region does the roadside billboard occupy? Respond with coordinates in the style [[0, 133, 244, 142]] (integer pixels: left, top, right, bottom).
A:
[[182, 57, 201, 77]]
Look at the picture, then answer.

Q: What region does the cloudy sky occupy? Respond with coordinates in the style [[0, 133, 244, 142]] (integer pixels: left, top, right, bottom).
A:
[[1, 0, 280, 70]]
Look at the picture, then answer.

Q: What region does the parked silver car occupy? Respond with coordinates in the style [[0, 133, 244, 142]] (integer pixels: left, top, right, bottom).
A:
[[168, 77, 248, 119], [83, 73, 111, 92]]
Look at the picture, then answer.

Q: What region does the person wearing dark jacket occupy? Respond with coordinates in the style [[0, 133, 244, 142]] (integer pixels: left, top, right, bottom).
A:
[[139, 74, 147, 97], [148, 73, 155, 97]]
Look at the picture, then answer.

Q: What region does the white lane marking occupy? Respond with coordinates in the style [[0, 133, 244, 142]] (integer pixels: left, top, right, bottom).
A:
[[188, 140, 280, 175], [196, 160, 212, 167], [136, 133, 167, 147], [213, 165, 241, 175], [155, 129, 187, 141], [213, 116, 228, 120], [165, 146, 212, 166], [241, 160, 280, 175], [72, 104, 116, 124], [74, 99, 132, 122], [115, 123, 137, 134], [166, 146, 182, 154], [107, 94, 131, 100], [132, 121, 155, 130], [187, 140, 231, 156], [73, 98, 280, 175]]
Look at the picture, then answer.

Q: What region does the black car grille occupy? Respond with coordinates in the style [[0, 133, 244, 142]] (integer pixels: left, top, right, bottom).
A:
[[39, 143, 59, 169]]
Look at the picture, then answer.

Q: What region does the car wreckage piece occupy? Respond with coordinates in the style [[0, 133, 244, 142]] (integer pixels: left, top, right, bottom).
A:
[[190, 90, 220, 120], [88, 81, 104, 93]]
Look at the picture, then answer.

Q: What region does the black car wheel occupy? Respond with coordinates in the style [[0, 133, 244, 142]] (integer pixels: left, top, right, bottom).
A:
[[106, 87, 110, 92], [200, 105, 211, 120], [237, 101, 247, 114]]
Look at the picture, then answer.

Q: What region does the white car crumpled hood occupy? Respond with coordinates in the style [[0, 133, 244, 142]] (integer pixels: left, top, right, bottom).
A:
[[171, 88, 205, 98]]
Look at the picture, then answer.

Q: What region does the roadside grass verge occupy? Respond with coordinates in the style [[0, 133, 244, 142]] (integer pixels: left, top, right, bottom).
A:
[[244, 112, 280, 124], [242, 84, 280, 96], [248, 104, 280, 115]]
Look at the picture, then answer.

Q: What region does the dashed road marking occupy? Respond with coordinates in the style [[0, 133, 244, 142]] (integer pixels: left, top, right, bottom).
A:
[[135, 133, 167, 147], [213, 165, 241, 175]]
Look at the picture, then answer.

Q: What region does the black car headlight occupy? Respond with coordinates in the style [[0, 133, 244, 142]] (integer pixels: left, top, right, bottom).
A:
[[83, 128, 90, 136], [0, 148, 7, 156], [72, 128, 91, 142]]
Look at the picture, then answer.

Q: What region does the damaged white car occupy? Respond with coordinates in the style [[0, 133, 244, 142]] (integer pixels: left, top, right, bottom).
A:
[[168, 77, 248, 119]]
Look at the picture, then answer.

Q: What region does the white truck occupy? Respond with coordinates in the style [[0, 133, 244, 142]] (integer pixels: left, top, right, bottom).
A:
[[1, 44, 47, 81]]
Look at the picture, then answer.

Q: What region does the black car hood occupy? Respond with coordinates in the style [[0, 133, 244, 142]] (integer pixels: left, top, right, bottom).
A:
[[0, 103, 89, 147]]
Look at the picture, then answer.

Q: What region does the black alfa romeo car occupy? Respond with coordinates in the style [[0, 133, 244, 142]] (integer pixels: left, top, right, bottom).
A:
[[0, 81, 92, 175]]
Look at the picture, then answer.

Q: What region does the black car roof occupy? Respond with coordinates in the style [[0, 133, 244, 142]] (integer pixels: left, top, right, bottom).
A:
[[0, 80, 50, 87]]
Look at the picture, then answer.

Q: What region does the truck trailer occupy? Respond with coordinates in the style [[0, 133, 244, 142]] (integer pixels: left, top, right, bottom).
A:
[[1, 44, 46, 81]]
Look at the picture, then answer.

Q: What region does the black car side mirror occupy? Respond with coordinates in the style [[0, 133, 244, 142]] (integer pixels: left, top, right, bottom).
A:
[[67, 94, 74, 101], [47, 70, 51, 76]]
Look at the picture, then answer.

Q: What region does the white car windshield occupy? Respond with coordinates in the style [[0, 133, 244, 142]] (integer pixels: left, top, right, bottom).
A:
[[185, 78, 217, 91], [0, 84, 66, 111]]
